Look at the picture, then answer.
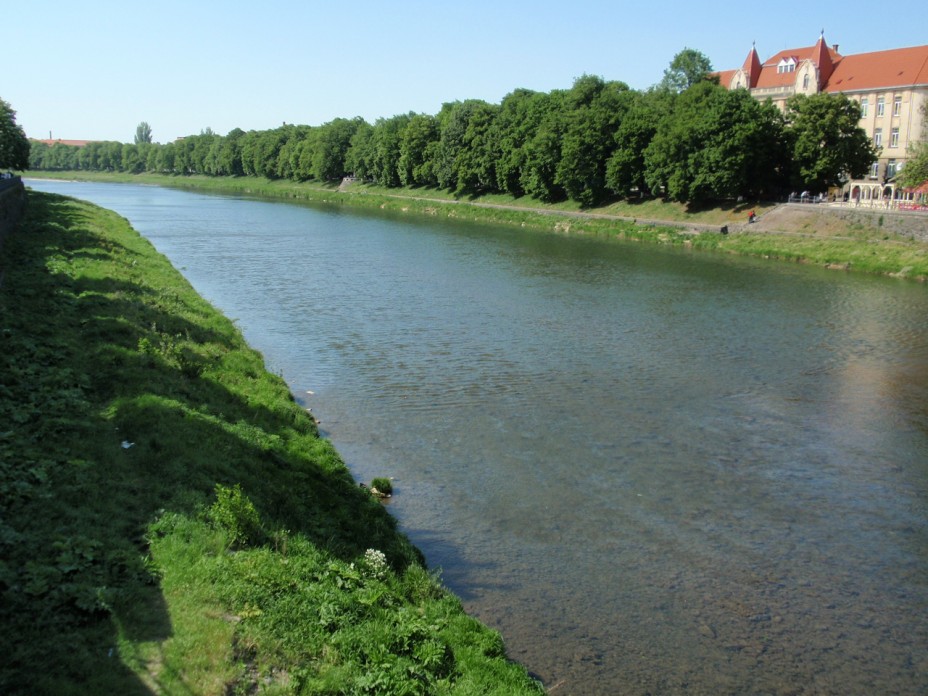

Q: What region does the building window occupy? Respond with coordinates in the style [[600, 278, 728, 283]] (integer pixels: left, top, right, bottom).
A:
[[893, 95, 902, 116], [887, 160, 897, 179], [861, 97, 869, 117], [874, 128, 882, 148], [890, 127, 900, 148], [870, 162, 879, 179], [877, 95, 885, 116], [802, 74, 810, 89], [777, 58, 796, 73]]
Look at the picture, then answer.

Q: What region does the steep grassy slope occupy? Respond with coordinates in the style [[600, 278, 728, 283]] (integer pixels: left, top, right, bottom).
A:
[[0, 191, 543, 695]]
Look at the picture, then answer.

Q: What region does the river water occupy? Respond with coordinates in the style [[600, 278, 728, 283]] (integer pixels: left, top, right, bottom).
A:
[[27, 180, 928, 694]]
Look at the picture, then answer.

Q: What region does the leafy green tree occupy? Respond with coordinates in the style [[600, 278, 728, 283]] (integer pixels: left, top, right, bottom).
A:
[[311, 117, 364, 181], [163, 141, 178, 173], [555, 76, 633, 206], [364, 114, 411, 187], [217, 128, 245, 176], [134, 121, 153, 144], [898, 102, 928, 189], [606, 89, 673, 198], [79, 141, 102, 171], [245, 126, 293, 179], [97, 141, 123, 172], [345, 121, 374, 180], [898, 143, 928, 189], [520, 89, 569, 202], [431, 100, 499, 194], [784, 93, 877, 191], [0, 98, 30, 170], [398, 114, 440, 187], [27, 140, 49, 169], [491, 88, 548, 197], [291, 128, 318, 180], [276, 125, 313, 180], [121, 143, 143, 173], [145, 142, 163, 172], [658, 48, 716, 93], [644, 81, 787, 204]]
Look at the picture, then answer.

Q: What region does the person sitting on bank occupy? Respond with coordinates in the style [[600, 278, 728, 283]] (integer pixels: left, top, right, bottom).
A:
[[748, 210, 756, 223]]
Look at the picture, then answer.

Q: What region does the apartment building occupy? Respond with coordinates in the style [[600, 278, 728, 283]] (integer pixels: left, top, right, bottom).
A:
[[717, 34, 928, 198]]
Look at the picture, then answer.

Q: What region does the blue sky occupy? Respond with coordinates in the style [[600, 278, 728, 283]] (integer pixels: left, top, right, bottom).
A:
[[6, 1, 925, 143]]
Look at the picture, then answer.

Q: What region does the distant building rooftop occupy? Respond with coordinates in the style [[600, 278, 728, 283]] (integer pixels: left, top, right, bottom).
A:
[[31, 139, 95, 148]]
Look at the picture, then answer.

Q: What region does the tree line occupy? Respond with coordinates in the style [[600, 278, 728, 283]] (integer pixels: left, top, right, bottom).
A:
[[26, 58, 880, 206]]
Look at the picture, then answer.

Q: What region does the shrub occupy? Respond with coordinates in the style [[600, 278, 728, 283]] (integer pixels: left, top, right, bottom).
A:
[[207, 483, 263, 548]]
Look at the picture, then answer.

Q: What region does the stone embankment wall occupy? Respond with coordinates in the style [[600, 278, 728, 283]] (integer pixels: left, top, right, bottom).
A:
[[751, 203, 928, 242], [0, 176, 27, 253]]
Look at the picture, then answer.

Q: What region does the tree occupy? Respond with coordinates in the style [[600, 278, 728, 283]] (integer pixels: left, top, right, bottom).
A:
[[555, 76, 633, 206], [311, 117, 364, 181], [606, 89, 673, 198], [520, 89, 569, 202], [784, 93, 877, 191], [368, 114, 411, 187], [0, 98, 30, 170], [897, 102, 928, 189], [658, 48, 716, 93], [217, 128, 245, 176], [398, 114, 439, 187], [491, 88, 547, 197], [345, 122, 374, 180], [643, 81, 787, 204], [431, 100, 498, 194], [134, 121, 153, 144]]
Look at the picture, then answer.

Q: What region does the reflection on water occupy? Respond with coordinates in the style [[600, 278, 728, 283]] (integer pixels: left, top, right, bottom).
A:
[[27, 180, 928, 694]]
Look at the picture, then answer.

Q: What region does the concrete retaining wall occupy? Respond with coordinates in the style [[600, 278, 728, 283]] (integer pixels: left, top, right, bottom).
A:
[[749, 203, 928, 242]]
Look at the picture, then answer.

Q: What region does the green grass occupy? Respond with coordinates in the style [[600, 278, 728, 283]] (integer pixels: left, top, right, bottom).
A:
[[0, 191, 543, 695], [708, 231, 928, 277]]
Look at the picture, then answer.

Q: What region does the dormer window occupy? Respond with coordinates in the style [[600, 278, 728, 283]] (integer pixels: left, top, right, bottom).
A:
[[777, 57, 797, 74]]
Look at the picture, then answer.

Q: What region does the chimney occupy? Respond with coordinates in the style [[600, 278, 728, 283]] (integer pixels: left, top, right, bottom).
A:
[[832, 44, 839, 53]]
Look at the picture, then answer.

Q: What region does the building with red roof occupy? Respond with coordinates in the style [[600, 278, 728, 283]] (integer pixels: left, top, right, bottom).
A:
[[31, 139, 95, 148], [719, 33, 928, 199]]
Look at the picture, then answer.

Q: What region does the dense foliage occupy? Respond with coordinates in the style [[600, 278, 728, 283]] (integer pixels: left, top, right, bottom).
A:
[[27, 64, 878, 206], [898, 102, 928, 189], [1, 97, 30, 170]]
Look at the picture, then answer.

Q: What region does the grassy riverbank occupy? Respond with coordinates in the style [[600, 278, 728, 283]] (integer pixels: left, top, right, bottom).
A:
[[24, 170, 928, 280], [0, 191, 543, 695]]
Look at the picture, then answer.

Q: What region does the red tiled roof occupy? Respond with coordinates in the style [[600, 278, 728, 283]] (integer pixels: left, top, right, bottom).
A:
[[714, 69, 737, 87], [720, 38, 928, 94], [753, 41, 840, 90], [742, 47, 762, 87], [31, 139, 94, 147], [824, 44, 928, 92]]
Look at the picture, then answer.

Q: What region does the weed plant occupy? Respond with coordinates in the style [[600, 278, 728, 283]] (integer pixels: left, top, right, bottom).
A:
[[0, 192, 542, 694], [370, 478, 393, 496]]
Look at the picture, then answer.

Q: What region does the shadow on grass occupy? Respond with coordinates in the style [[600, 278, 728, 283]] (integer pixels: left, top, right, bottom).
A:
[[1, 191, 421, 694]]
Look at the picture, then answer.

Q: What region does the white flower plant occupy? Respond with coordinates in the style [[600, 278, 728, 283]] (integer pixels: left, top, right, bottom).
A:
[[361, 548, 389, 581]]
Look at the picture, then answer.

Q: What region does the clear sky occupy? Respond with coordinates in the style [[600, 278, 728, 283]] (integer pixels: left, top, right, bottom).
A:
[[6, 1, 925, 144]]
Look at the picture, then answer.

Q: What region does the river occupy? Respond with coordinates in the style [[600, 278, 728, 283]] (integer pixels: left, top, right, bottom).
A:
[[26, 179, 928, 694]]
